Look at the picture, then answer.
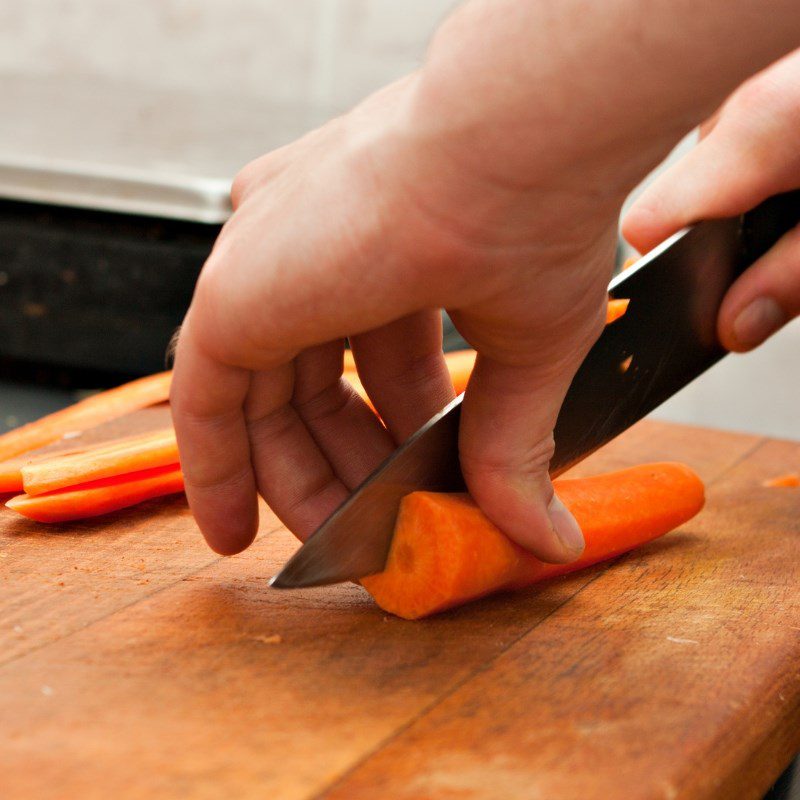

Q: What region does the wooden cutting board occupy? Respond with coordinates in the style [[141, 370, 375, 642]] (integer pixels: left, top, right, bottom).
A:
[[0, 417, 798, 800]]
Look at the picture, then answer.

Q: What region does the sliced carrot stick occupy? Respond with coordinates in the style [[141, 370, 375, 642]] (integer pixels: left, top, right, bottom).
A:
[[343, 350, 356, 372], [763, 472, 800, 488], [0, 457, 29, 494], [21, 428, 178, 496], [6, 465, 184, 523], [442, 350, 476, 394], [606, 297, 630, 324], [621, 255, 639, 272], [362, 462, 704, 619], [0, 445, 88, 495], [0, 372, 172, 462]]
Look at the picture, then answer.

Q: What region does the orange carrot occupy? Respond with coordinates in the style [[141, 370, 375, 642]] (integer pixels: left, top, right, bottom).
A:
[[362, 462, 704, 619], [6, 465, 184, 523], [21, 428, 178, 496], [763, 472, 800, 488], [0, 456, 30, 494], [0, 372, 172, 461], [0, 445, 88, 495], [442, 350, 476, 394], [621, 255, 639, 272], [606, 297, 629, 324]]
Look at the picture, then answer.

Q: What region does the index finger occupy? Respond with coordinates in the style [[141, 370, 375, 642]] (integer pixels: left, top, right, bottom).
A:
[[170, 312, 260, 555]]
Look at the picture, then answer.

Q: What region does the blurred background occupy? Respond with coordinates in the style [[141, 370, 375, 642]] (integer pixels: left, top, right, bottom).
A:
[[0, 0, 797, 441]]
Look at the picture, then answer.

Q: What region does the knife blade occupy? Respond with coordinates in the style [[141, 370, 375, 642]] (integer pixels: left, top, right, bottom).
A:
[[271, 191, 800, 589]]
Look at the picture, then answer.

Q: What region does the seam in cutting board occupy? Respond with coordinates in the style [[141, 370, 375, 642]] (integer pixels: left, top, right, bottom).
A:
[[312, 435, 772, 799]]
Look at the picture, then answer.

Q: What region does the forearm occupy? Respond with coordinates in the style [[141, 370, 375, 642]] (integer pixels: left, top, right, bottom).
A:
[[409, 0, 800, 202]]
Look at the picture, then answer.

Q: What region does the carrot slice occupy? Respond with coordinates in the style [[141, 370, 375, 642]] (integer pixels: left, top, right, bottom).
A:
[[362, 462, 704, 619], [0, 457, 29, 494], [21, 428, 178, 496], [606, 297, 630, 324], [0, 372, 172, 461], [621, 255, 639, 272], [6, 465, 184, 523], [0, 444, 89, 495], [763, 472, 800, 488]]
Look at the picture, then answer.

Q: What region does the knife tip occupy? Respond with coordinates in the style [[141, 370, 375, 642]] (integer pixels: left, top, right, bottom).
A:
[[268, 572, 292, 589]]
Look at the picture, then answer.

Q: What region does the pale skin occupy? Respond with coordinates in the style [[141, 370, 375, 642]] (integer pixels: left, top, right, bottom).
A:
[[171, 0, 800, 562]]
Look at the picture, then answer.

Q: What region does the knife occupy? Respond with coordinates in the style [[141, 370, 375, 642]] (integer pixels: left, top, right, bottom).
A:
[[271, 191, 800, 589]]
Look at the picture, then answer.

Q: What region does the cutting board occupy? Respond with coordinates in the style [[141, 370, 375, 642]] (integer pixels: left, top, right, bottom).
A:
[[0, 417, 798, 800]]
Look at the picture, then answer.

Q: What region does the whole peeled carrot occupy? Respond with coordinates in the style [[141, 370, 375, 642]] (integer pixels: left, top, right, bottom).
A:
[[362, 462, 704, 619], [6, 465, 184, 523], [0, 372, 172, 462], [21, 428, 178, 496]]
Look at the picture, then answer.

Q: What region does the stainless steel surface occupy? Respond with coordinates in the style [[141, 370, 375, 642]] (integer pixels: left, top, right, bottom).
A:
[[273, 192, 800, 590], [0, 76, 328, 222]]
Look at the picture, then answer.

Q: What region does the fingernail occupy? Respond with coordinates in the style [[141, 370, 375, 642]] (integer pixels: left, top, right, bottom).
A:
[[548, 493, 584, 554], [732, 297, 785, 349]]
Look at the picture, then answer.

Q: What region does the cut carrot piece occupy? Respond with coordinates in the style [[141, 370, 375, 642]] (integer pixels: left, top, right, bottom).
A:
[[21, 428, 178, 496], [0, 457, 28, 494], [343, 350, 356, 372], [6, 465, 184, 523], [606, 298, 630, 324], [362, 462, 704, 619], [443, 350, 476, 394], [763, 472, 800, 488], [0, 444, 88, 495], [343, 370, 372, 410], [621, 255, 639, 272], [0, 372, 172, 461]]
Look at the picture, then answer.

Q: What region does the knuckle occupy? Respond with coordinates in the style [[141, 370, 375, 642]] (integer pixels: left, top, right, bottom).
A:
[[460, 432, 555, 483], [230, 160, 261, 208]]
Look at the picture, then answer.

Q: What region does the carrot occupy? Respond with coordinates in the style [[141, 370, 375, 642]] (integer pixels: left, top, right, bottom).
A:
[[0, 372, 172, 461], [0, 457, 29, 494], [606, 297, 629, 324], [0, 444, 88, 495], [763, 472, 800, 488], [21, 428, 178, 496], [362, 462, 704, 619], [6, 465, 184, 523]]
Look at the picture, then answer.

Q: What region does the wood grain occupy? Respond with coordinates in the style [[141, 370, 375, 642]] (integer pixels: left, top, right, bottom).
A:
[[0, 419, 796, 800]]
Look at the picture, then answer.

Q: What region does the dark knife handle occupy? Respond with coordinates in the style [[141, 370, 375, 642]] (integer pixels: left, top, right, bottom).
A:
[[550, 190, 800, 477], [742, 190, 800, 264]]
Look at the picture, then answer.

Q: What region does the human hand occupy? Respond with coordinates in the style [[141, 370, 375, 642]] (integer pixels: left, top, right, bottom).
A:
[[171, 0, 800, 566], [623, 49, 800, 352], [170, 72, 621, 564]]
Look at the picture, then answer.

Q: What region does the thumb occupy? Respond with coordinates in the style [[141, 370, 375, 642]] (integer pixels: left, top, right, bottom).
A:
[[458, 349, 592, 565], [718, 220, 800, 351]]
